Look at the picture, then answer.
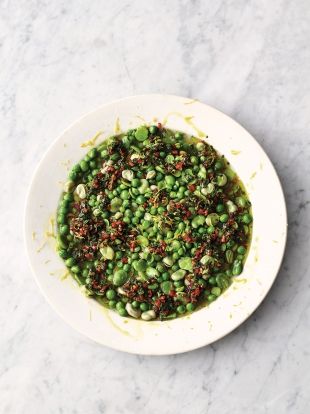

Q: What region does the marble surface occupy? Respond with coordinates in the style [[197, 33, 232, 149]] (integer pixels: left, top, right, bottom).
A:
[[1, 0, 310, 413]]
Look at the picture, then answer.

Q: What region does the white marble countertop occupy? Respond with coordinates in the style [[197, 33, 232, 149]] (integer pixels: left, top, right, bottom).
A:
[[1, 1, 310, 413]]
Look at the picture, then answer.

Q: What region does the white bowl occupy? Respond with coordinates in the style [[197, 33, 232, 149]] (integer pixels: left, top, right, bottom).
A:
[[24, 95, 287, 355]]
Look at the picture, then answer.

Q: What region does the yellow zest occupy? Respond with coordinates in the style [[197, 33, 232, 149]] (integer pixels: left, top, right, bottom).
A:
[[162, 112, 205, 138], [36, 241, 46, 253], [60, 270, 70, 281], [80, 131, 103, 148], [114, 117, 121, 134], [135, 115, 147, 123], [184, 98, 199, 105]]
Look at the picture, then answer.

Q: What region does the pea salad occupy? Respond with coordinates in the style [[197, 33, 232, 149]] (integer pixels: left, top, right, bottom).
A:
[[56, 124, 252, 321]]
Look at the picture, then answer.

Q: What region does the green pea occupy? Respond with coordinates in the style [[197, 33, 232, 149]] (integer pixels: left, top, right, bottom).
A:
[[59, 224, 69, 235], [132, 300, 140, 309], [65, 257, 75, 267], [135, 259, 147, 272], [113, 269, 129, 286], [178, 256, 192, 271], [198, 278, 207, 287], [236, 197, 247, 207], [71, 163, 81, 173], [186, 303, 195, 312], [131, 178, 140, 188], [58, 249, 68, 259], [68, 170, 77, 181], [161, 281, 173, 294], [214, 160, 223, 171], [80, 160, 89, 172], [207, 225, 215, 234], [192, 215, 205, 228], [124, 209, 132, 217], [177, 305, 186, 314], [207, 294, 217, 302], [141, 220, 151, 229], [119, 190, 129, 200], [237, 246, 246, 254], [60, 199, 69, 210], [196, 142, 205, 151], [233, 262, 243, 275], [216, 204, 225, 213], [241, 213, 252, 224], [110, 153, 119, 161], [154, 171, 162, 181], [101, 149, 108, 158], [82, 269, 89, 278], [165, 154, 174, 164], [198, 227, 207, 235], [135, 126, 149, 141], [171, 269, 186, 281], [165, 175, 175, 186], [116, 301, 125, 310], [190, 156, 198, 165], [136, 195, 146, 204], [64, 193, 73, 201], [109, 300, 116, 308], [106, 289, 116, 300], [211, 286, 221, 296], [220, 214, 229, 223], [217, 173, 227, 186], [226, 249, 234, 263], [123, 200, 130, 208], [87, 148, 97, 159], [171, 240, 181, 251], [134, 210, 143, 218], [118, 308, 128, 317], [148, 283, 158, 290], [208, 276, 216, 285], [132, 217, 139, 225], [71, 265, 80, 274], [146, 267, 159, 278], [198, 165, 207, 179], [176, 247, 183, 256], [149, 125, 158, 134], [57, 213, 66, 224], [161, 273, 169, 282], [206, 213, 219, 226], [140, 302, 149, 311]]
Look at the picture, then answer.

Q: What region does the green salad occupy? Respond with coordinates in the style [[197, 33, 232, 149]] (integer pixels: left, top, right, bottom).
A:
[[56, 124, 252, 321]]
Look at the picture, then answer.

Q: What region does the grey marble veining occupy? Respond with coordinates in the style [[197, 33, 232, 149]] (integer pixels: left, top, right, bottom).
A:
[[1, 0, 310, 413]]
